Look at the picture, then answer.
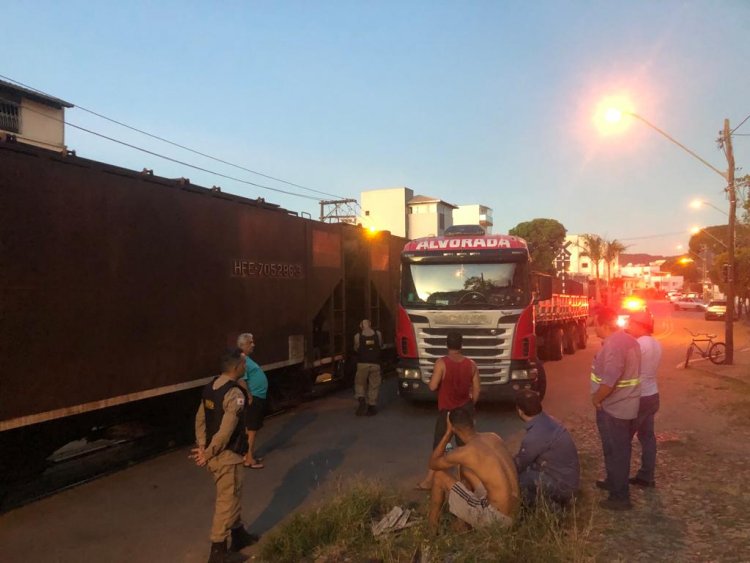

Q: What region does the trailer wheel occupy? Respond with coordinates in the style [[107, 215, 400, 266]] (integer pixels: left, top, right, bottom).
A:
[[563, 325, 576, 355], [546, 328, 564, 361], [576, 322, 588, 349]]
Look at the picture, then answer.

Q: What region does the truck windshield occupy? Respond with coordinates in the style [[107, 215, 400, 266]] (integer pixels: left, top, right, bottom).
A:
[[402, 262, 531, 309]]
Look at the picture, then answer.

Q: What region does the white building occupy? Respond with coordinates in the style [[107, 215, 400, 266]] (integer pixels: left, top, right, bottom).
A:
[[620, 261, 684, 292], [360, 188, 473, 239], [453, 204, 493, 234], [407, 195, 457, 238], [564, 234, 620, 281], [360, 187, 413, 237], [0, 79, 73, 152]]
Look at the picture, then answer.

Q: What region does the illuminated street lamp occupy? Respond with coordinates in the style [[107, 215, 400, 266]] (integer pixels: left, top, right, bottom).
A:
[[602, 105, 739, 364], [690, 199, 728, 217]]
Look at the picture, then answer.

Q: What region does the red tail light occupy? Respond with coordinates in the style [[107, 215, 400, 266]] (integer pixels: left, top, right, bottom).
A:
[[396, 306, 418, 358], [512, 304, 535, 360]]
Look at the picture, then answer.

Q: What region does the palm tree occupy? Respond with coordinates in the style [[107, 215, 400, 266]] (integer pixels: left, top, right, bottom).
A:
[[604, 239, 628, 305], [580, 234, 605, 303]]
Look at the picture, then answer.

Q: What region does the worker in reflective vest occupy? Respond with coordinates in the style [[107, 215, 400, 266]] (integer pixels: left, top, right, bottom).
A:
[[590, 307, 641, 511]]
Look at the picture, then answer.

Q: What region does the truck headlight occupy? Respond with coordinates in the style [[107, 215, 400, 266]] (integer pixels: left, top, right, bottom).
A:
[[402, 368, 421, 379], [510, 369, 537, 381]]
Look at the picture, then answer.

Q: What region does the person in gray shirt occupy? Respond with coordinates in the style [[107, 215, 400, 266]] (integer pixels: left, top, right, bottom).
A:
[[591, 307, 641, 511], [514, 389, 580, 508]]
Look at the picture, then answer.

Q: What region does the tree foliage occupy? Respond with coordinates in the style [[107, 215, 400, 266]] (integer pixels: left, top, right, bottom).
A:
[[709, 247, 750, 299], [508, 218, 567, 275]]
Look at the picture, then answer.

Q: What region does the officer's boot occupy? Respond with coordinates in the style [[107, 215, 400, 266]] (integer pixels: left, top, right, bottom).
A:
[[207, 540, 228, 563], [230, 525, 259, 552], [355, 397, 367, 416]]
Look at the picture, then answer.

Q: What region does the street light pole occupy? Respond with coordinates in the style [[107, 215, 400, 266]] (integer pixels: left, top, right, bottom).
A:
[[723, 118, 737, 365], [627, 113, 728, 180], [616, 109, 738, 364]]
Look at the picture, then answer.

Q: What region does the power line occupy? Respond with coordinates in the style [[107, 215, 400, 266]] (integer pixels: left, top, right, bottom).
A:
[[618, 231, 688, 241], [0, 73, 346, 200], [731, 112, 750, 135], [8, 100, 321, 201]]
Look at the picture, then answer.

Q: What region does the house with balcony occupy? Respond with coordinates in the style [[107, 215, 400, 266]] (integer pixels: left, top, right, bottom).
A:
[[0, 79, 73, 152]]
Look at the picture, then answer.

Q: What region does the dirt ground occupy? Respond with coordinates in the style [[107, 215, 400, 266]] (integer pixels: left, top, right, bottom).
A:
[[570, 321, 750, 562]]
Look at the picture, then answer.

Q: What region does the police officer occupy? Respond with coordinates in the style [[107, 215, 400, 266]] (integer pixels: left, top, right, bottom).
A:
[[192, 349, 259, 562], [353, 319, 383, 416]]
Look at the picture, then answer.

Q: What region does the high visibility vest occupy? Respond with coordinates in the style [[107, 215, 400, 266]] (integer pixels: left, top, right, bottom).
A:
[[590, 372, 640, 388]]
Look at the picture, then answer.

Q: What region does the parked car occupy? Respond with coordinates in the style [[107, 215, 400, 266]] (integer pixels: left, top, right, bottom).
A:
[[673, 297, 706, 311], [704, 300, 737, 320], [667, 291, 683, 302]]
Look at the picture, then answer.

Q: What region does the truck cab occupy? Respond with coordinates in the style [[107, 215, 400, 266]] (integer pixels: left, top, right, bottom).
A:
[[395, 226, 544, 402]]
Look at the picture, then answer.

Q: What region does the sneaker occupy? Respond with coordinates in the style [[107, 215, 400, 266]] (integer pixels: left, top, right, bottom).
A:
[[355, 398, 367, 416], [366, 405, 378, 416], [629, 477, 655, 488], [595, 480, 611, 491], [599, 498, 632, 511]]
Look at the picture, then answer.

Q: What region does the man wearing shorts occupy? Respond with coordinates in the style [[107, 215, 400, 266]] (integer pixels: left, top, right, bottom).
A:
[[237, 333, 268, 469], [427, 408, 519, 531]]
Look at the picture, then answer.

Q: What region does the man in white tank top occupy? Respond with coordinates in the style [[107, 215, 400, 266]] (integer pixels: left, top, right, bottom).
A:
[[627, 311, 662, 488]]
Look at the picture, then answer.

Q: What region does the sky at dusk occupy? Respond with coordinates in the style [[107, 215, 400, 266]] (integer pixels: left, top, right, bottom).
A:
[[5, 0, 749, 255]]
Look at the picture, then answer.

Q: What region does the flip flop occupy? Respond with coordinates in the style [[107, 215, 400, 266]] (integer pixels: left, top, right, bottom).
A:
[[244, 462, 264, 469], [414, 483, 431, 491]]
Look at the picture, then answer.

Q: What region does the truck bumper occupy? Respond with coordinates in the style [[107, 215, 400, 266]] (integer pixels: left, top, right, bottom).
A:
[[396, 359, 540, 403], [397, 379, 535, 402]]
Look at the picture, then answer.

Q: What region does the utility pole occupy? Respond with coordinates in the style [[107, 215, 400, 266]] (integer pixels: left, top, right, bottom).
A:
[[723, 118, 736, 365], [701, 244, 708, 302]]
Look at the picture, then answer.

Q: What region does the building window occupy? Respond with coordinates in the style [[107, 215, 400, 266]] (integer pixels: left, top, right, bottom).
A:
[[0, 100, 20, 133], [408, 206, 413, 214], [438, 213, 445, 230], [581, 262, 589, 269], [365, 210, 370, 216]]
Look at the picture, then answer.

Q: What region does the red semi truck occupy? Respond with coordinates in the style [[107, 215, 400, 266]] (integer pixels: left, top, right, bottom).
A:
[[395, 225, 588, 402]]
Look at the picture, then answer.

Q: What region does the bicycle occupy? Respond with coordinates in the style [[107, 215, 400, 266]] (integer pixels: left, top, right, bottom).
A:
[[684, 329, 726, 368]]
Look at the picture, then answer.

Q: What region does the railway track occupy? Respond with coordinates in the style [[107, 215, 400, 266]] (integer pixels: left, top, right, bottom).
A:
[[0, 427, 188, 513]]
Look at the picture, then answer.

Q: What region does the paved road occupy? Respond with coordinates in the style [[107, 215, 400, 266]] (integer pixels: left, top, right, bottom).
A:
[[1, 301, 746, 562]]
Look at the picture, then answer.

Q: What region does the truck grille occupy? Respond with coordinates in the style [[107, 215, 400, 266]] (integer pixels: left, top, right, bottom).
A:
[[412, 322, 515, 384]]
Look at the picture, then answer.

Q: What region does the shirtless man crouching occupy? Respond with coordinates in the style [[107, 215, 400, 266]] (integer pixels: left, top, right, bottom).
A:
[[428, 408, 520, 531]]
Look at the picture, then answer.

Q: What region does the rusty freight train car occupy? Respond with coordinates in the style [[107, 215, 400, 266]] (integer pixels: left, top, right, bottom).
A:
[[0, 140, 403, 479]]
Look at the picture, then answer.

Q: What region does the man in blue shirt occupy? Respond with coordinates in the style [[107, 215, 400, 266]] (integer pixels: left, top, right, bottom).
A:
[[237, 333, 268, 469], [514, 389, 580, 507]]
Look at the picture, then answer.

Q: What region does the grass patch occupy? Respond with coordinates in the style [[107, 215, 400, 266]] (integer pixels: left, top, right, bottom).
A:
[[260, 477, 595, 562]]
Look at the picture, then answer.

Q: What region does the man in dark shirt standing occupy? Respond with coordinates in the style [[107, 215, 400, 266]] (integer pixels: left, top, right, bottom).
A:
[[514, 389, 580, 507]]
